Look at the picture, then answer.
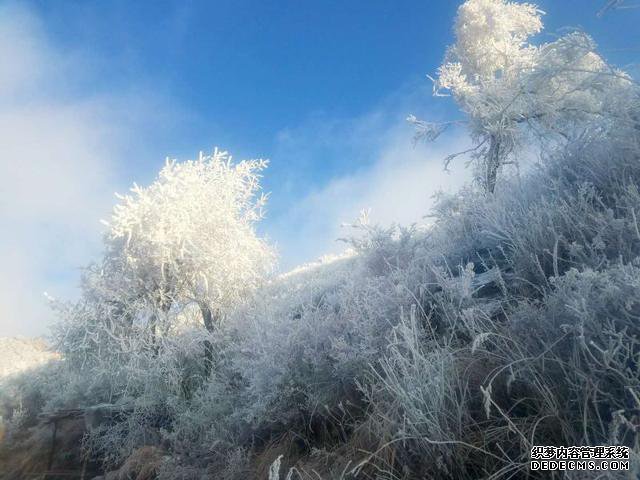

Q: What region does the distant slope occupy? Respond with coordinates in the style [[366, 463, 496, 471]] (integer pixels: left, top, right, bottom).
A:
[[0, 338, 59, 379]]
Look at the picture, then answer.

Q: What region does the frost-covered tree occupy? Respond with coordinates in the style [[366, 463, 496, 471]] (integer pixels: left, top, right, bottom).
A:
[[99, 148, 275, 369], [411, 0, 635, 193]]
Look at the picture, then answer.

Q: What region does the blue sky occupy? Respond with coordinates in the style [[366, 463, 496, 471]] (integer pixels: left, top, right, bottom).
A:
[[1, 0, 638, 335]]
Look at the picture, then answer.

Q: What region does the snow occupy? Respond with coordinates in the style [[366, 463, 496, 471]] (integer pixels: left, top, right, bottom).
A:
[[0, 337, 59, 379]]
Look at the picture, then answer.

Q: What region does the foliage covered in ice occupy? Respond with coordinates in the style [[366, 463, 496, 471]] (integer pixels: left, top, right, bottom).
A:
[[104, 148, 273, 320], [2, 1, 640, 479], [413, 0, 635, 193], [0, 338, 58, 380]]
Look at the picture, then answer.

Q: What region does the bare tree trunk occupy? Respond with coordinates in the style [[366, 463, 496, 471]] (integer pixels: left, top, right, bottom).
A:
[[485, 136, 500, 194], [149, 314, 159, 356], [150, 297, 172, 356], [200, 303, 215, 378]]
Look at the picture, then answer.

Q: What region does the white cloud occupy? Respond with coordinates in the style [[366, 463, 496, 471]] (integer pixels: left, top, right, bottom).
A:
[[0, 5, 54, 96], [260, 76, 475, 270], [268, 118, 472, 270], [0, 4, 170, 336]]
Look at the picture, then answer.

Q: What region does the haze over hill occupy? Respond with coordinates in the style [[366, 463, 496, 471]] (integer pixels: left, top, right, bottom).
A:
[[0, 338, 58, 380]]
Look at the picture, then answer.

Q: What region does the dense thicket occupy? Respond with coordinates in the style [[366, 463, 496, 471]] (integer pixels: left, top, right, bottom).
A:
[[2, 1, 640, 479]]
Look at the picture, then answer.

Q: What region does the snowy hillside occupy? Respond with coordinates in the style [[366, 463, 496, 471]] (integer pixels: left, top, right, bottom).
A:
[[2, 1, 640, 479], [0, 338, 58, 379]]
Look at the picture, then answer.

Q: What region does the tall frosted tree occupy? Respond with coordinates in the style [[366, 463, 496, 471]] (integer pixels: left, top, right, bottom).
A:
[[98, 148, 275, 371], [411, 0, 635, 193]]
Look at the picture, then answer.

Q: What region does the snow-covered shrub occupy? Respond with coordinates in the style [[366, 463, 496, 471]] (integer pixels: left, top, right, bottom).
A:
[[355, 122, 640, 477], [228, 225, 434, 434]]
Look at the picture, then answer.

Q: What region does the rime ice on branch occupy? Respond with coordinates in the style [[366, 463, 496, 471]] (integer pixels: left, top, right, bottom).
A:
[[411, 0, 635, 193], [55, 148, 275, 377]]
